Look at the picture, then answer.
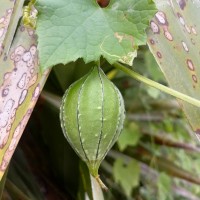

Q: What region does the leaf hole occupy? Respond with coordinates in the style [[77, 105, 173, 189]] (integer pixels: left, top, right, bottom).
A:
[[97, 0, 110, 8]]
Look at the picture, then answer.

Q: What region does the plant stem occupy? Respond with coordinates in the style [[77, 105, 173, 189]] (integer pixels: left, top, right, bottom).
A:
[[113, 62, 200, 108], [95, 175, 108, 191]]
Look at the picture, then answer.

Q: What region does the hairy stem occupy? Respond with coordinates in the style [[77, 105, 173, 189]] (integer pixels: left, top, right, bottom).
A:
[[113, 62, 200, 108]]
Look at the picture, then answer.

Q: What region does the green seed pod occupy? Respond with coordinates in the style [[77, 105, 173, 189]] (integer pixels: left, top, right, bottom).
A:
[[60, 66, 125, 188]]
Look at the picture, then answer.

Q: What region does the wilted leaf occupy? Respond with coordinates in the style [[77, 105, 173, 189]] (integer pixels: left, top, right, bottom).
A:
[[36, 0, 156, 69]]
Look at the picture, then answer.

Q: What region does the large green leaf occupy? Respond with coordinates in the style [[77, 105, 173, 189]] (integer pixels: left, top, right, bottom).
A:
[[147, 0, 200, 136], [36, 0, 156, 70]]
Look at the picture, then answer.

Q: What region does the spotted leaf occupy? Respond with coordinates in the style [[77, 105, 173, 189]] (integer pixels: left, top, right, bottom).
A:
[[0, 2, 50, 180], [0, 0, 25, 58], [147, 0, 200, 137]]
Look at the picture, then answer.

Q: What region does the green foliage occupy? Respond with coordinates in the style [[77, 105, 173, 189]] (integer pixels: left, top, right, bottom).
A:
[[2, 0, 200, 199], [36, 0, 156, 69], [113, 159, 140, 197], [157, 173, 172, 200], [117, 122, 140, 151]]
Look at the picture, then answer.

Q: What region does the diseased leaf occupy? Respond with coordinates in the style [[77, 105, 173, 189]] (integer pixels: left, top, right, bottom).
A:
[[0, 0, 25, 58], [36, 0, 156, 70], [147, 0, 200, 137], [0, 0, 52, 181], [0, 23, 50, 180]]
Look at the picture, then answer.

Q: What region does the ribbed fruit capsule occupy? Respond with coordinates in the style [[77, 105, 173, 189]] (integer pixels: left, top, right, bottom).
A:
[[60, 66, 125, 188]]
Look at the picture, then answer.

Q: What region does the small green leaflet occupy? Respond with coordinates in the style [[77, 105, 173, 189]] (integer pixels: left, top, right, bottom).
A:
[[36, 0, 156, 70], [157, 173, 172, 200], [117, 122, 141, 151], [113, 159, 140, 197]]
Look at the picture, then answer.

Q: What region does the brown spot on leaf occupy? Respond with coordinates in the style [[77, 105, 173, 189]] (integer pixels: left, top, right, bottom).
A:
[[181, 41, 189, 52], [17, 73, 27, 89], [191, 26, 197, 35], [185, 25, 191, 34], [177, 13, 185, 26], [2, 88, 9, 97], [192, 75, 198, 83], [195, 129, 200, 135], [20, 26, 25, 32], [4, 73, 11, 80], [3, 55, 7, 61], [115, 32, 123, 43], [150, 21, 160, 34], [149, 39, 155, 45], [157, 51, 162, 59], [178, 0, 186, 10], [114, 32, 135, 50], [33, 84, 40, 99], [155, 11, 168, 25], [186, 59, 195, 71], [18, 89, 28, 105], [164, 31, 173, 41]]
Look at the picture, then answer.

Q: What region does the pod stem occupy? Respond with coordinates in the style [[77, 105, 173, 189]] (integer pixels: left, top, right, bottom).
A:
[[113, 62, 200, 108], [95, 175, 108, 191]]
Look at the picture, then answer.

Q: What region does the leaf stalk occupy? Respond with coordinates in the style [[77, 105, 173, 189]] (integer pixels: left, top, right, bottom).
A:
[[113, 62, 200, 108]]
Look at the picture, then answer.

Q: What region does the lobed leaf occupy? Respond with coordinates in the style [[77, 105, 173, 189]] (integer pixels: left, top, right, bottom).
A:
[[36, 0, 156, 70]]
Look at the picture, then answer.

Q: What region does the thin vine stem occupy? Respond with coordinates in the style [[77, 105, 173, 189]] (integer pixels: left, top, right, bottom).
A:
[[113, 62, 200, 108]]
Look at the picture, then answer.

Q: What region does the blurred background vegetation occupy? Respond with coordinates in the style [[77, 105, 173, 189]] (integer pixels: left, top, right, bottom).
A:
[[2, 46, 200, 200]]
